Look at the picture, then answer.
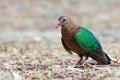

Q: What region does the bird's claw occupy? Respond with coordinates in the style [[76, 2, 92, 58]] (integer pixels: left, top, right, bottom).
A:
[[74, 60, 87, 68], [74, 64, 84, 68]]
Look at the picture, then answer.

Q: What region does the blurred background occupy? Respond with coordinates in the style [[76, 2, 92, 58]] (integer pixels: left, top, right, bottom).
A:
[[0, 0, 120, 80], [0, 0, 120, 43], [0, 0, 120, 41]]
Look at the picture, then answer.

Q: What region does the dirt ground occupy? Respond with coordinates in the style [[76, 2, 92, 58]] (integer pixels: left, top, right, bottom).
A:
[[0, 0, 120, 80]]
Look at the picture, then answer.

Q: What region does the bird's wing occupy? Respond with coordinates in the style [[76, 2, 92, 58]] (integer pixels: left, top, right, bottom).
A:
[[74, 27, 102, 53], [74, 27, 111, 64], [61, 38, 73, 54]]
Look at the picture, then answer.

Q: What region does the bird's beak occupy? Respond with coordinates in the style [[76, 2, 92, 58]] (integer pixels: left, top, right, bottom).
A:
[[55, 21, 61, 28], [55, 24, 61, 28]]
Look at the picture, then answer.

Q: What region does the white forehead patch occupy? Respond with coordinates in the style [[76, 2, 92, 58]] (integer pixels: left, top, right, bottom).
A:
[[63, 16, 69, 20]]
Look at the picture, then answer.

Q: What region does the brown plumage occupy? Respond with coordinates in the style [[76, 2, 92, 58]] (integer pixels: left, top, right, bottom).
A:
[[56, 16, 111, 67]]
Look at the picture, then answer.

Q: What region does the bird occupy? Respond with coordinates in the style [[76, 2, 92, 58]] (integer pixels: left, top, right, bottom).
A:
[[56, 16, 111, 68]]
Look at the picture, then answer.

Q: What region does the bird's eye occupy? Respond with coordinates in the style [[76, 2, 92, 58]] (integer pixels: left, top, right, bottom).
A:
[[63, 19, 66, 22]]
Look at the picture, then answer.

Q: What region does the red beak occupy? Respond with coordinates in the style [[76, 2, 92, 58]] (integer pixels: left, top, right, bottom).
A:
[[55, 24, 61, 29]]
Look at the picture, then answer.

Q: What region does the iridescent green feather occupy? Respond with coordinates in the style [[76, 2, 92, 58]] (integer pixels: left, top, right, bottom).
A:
[[74, 27, 101, 52]]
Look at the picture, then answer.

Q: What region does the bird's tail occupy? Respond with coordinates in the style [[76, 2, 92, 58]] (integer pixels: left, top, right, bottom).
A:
[[90, 50, 111, 65], [103, 52, 111, 64]]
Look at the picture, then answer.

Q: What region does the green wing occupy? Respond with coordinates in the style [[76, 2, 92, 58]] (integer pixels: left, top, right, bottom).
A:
[[74, 27, 101, 52]]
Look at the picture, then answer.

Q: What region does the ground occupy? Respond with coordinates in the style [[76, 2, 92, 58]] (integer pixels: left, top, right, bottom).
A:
[[0, 0, 120, 80]]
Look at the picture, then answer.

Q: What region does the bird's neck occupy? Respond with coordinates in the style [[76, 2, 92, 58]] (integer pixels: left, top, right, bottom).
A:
[[62, 22, 78, 34]]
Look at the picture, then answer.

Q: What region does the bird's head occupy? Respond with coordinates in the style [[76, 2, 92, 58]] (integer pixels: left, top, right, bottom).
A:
[[56, 16, 71, 28]]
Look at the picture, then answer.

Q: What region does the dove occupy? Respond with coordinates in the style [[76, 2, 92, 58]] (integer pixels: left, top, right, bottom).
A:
[[56, 16, 111, 67]]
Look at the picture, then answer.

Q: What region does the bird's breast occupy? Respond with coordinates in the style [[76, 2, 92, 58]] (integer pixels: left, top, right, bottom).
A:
[[62, 33, 84, 54]]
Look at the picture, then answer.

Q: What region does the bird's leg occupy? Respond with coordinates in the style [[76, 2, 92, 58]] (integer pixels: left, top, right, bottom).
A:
[[74, 57, 88, 68], [74, 56, 83, 68], [76, 56, 83, 65], [80, 57, 88, 66]]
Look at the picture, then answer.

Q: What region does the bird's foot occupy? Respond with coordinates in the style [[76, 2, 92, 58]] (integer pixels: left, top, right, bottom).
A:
[[74, 60, 98, 68], [74, 64, 84, 68], [74, 60, 87, 68]]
